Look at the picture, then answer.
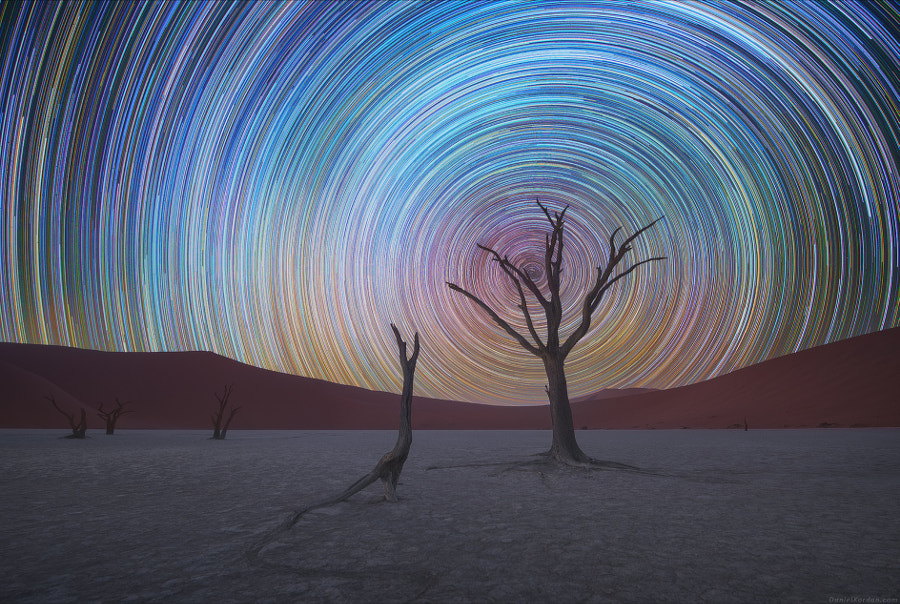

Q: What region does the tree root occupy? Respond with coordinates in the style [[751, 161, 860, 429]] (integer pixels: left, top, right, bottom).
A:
[[246, 440, 414, 564], [428, 452, 660, 476], [245, 468, 383, 564]]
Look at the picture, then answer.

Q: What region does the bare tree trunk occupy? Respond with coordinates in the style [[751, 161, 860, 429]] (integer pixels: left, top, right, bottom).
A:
[[283, 325, 417, 508], [246, 325, 421, 562], [543, 353, 589, 463], [97, 399, 134, 435], [220, 406, 239, 440], [211, 385, 239, 440], [380, 326, 417, 500], [72, 409, 87, 439]]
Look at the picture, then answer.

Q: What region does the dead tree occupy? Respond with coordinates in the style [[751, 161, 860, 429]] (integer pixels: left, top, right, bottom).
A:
[[246, 324, 420, 562], [210, 384, 240, 440], [96, 398, 134, 435], [447, 201, 664, 465], [46, 394, 87, 438], [378, 323, 419, 501], [305, 324, 418, 504]]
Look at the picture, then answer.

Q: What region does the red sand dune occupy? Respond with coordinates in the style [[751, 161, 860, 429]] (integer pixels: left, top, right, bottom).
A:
[[571, 388, 658, 403], [0, 326, 897, 430], [571, 326, 900, 429]]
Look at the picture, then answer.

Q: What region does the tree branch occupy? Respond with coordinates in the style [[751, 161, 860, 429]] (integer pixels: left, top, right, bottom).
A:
[[114, 397, 135, 415], [391, 324, 421, 367], [477, 247, 546, 349], [446, 282, 541, 356], [476, 243, 549, 309], [46, 394, 74, 426], [538, 200, 567, 297], [621, 217, 664, 249], [514, 277, 545, 351], [562, 218, 664, 357], [468, 243, 549, 350], [590, 256, 667, 313]]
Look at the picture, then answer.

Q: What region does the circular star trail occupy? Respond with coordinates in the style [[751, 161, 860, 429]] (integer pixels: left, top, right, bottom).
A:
[[1, 1, 898, 404]]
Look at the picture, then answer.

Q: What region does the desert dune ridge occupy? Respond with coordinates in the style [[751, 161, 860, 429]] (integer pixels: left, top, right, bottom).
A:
[[1, 428, 898, 602], [1, 325, 898, 430]]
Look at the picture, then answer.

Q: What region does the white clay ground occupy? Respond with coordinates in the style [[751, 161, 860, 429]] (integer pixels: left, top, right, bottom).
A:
[[1, 429, 898, 603]]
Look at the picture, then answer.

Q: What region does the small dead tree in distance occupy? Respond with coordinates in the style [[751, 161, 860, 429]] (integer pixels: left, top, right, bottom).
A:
[[447, 201, 664, 465], [96, 398, 135, 435], [46, 394, 87, 438], [211, 384, 240, 440], [246, 324, 420, 562]]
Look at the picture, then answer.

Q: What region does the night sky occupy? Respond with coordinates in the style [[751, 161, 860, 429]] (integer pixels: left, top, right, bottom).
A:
[[1, 1, 898, 405]]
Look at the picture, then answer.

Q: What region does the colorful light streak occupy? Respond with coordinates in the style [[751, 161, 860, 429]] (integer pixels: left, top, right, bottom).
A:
[[1, 1, 898, 404]]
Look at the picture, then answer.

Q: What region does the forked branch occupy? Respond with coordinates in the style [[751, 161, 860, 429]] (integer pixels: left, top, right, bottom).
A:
[[537, 200, 567, 295], [562, 217, 665, 356], [47, 394, 87, 438], [476, 243, 549, 310], [472, 245, 546, 349], [211, 384, 240, 440], [447, 202, 665, 363], [97, 398, 135, 435]]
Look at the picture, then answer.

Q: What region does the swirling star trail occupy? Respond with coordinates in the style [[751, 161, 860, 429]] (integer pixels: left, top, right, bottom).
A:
[[1, 1, 898, 404]]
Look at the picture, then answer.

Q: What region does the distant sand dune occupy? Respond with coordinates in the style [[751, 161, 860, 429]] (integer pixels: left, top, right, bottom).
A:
[[1, 326, 898, 430]]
